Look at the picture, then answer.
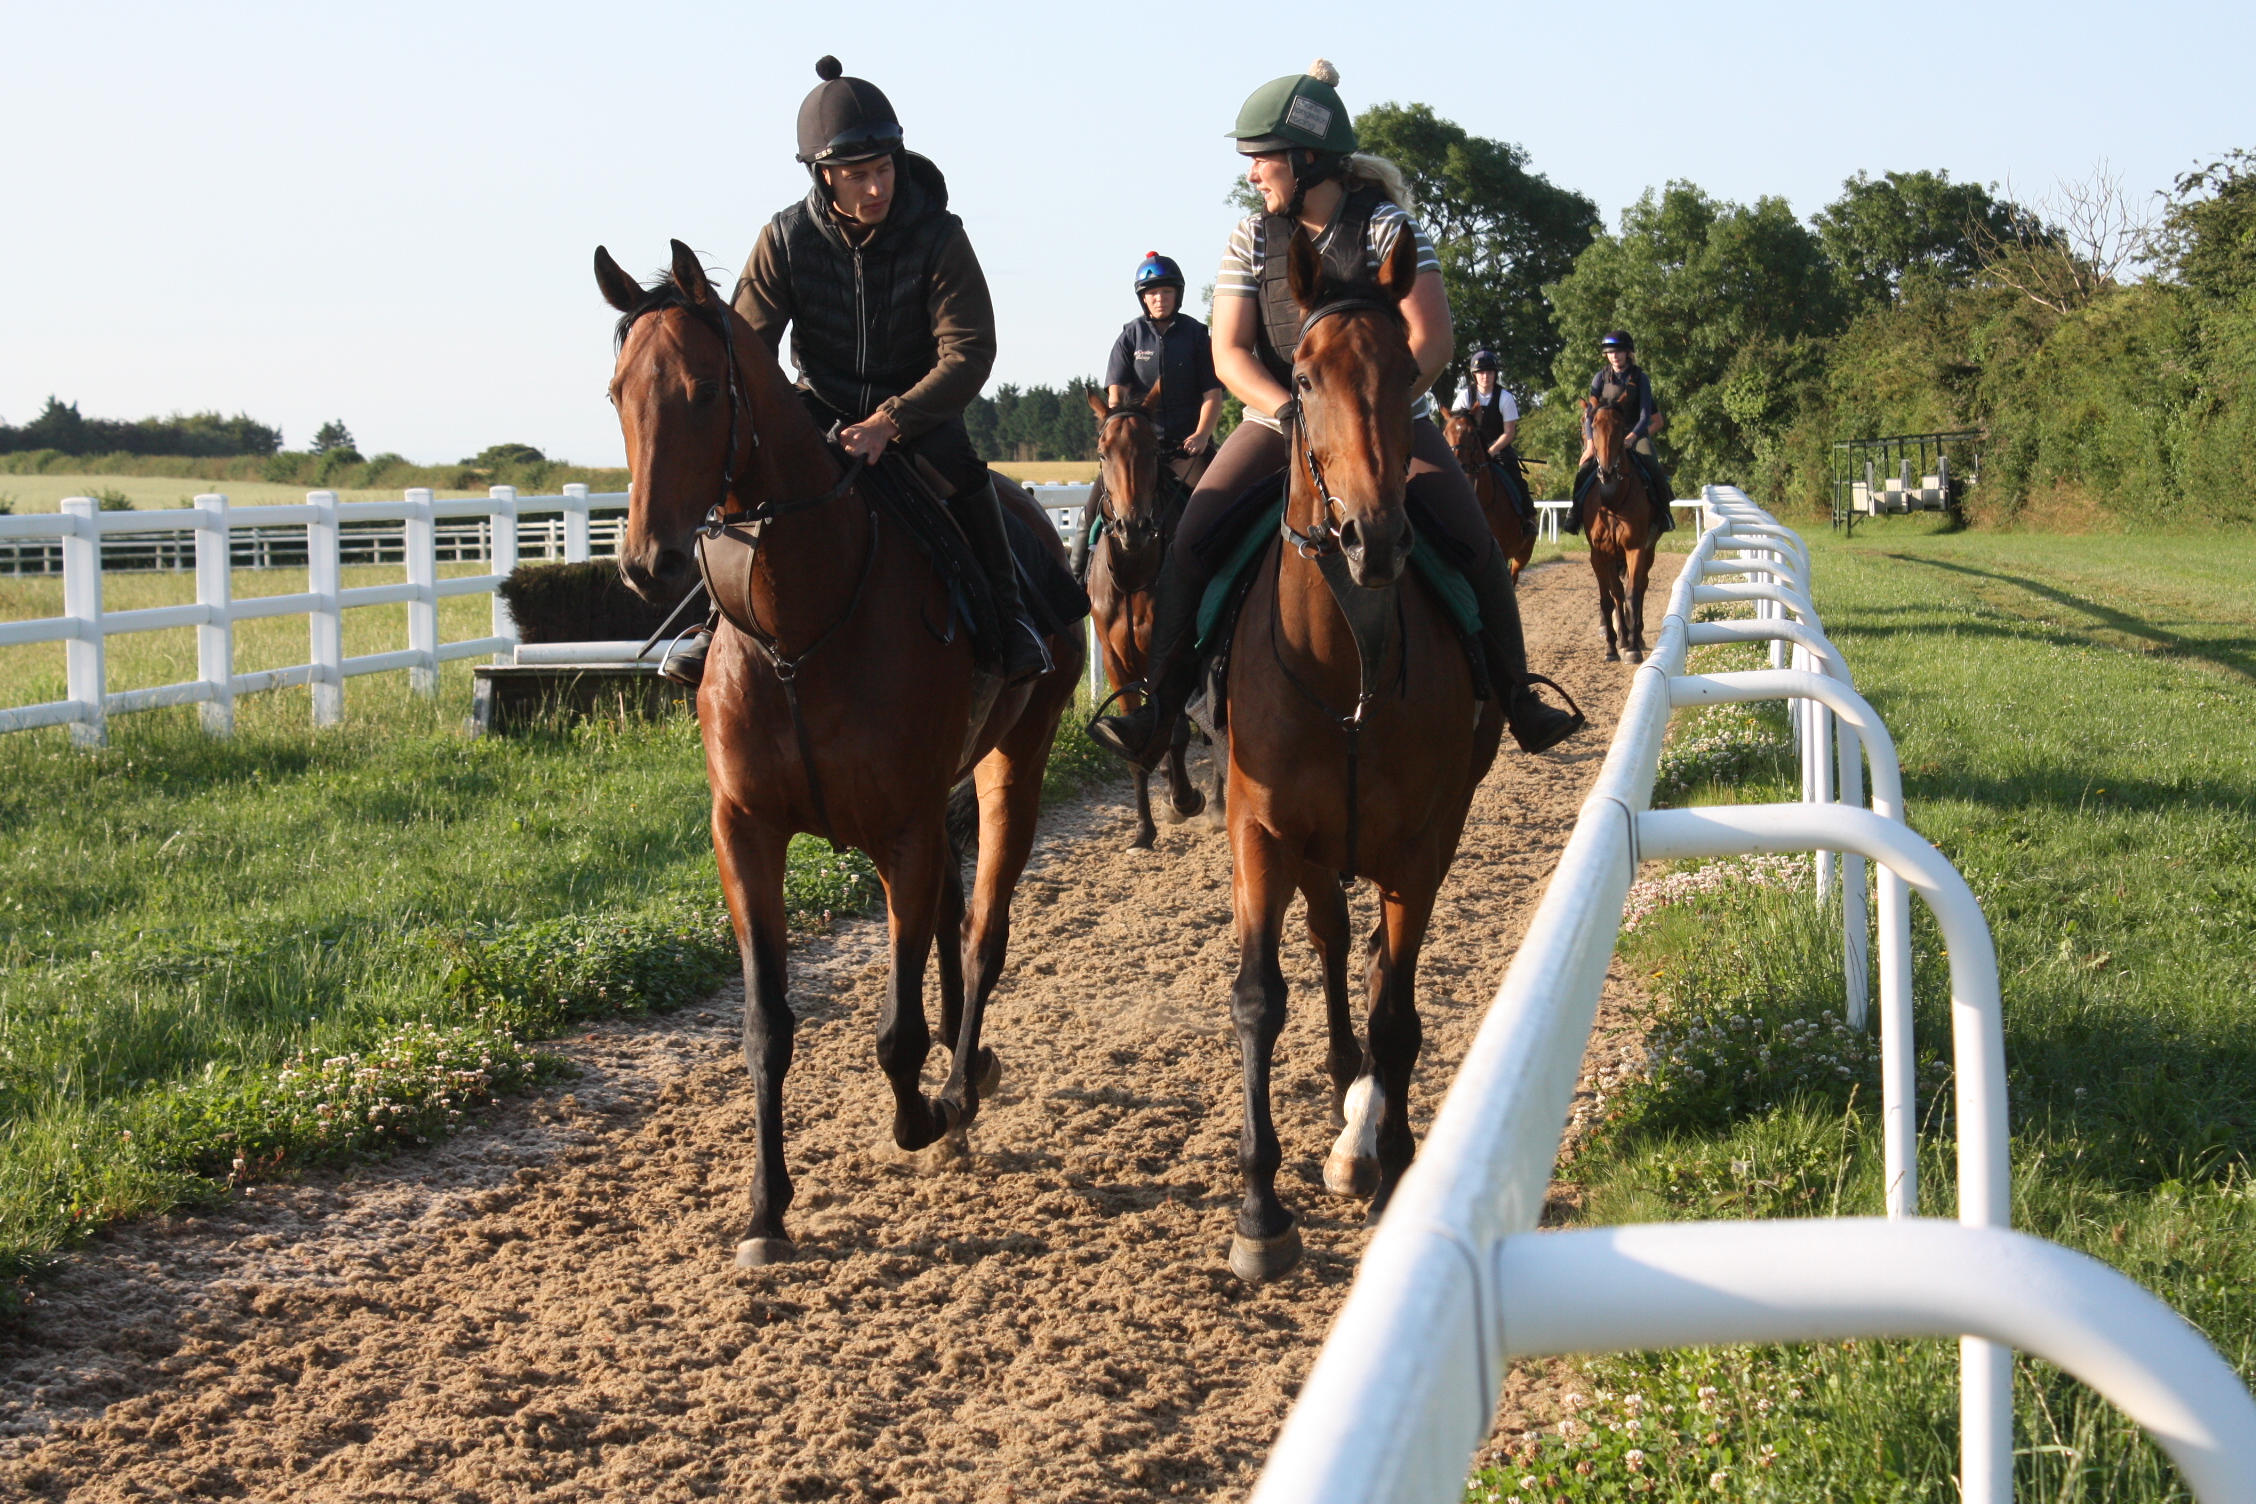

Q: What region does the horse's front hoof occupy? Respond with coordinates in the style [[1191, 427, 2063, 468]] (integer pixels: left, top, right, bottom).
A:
[[892, 1096, 957, 1151], [1323, 1151, 1381, 1198], [1604, 649, 1622, 663], [1625, 650, 1644, 665], [735, 1237, 796, 1268], [975, 1047, 1003, 1099], [1228, 1222, 1303, 1283], [1163, 787, 1205, 824], [1128, 830, 1156, 852]]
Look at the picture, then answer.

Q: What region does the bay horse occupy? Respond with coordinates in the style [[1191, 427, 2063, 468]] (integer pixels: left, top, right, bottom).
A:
[[1219, 228, 1503, 1282], [1445, 407, 1536, 579], [595, 240, 1083, 1267], [1083, 384, 1208, 849], [1580, 397, 1658, 663]]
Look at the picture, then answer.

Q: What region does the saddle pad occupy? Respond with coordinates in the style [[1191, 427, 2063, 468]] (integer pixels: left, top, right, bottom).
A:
[[1000, 503, 1092, 637], [1197, 488, 1481, 654]]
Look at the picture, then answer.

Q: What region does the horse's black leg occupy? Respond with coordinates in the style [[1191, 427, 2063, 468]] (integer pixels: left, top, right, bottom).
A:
[[1164, 711, 1205, 822], [874, 822, 952, 1151], [1226, 828, 1301, 1281], [713, 811, 796, 1265], [935, 832, 968, 1054], [1302, 874, 1358, 1121], [1129, 763, 1157, 850], [1596, 576, 1620, 661], [1365, 882, 1436, 1221]]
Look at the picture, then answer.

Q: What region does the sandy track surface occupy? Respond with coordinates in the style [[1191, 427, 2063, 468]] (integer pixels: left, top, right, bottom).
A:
[[1, 556, 1676, 1504]]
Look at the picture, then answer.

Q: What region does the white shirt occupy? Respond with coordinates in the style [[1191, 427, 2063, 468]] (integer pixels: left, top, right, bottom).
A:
[[1452, 384, 1521, 422]]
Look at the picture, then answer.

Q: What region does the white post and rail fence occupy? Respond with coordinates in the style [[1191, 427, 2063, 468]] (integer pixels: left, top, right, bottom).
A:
[[1249, 486, 2256, 1504], [0, 484, 1108, 745]]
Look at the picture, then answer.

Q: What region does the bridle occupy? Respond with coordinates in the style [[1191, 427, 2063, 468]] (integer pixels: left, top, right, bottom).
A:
[[1095, 405, 1173, 558], [1277, 296, 1401, 560]]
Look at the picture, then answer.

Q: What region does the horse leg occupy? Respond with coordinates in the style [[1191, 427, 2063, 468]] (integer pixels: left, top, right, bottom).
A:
[[935, 834, 968, 1063], [1129, 760, 1158, 851], [1226, 820, 1302, 1282], [1162, 709, 1205, 823], [1594, 563, 1621, 661], [713, 809, 797, 1266], [873, 821, 955, 1152], [1365, 877, 1438, 1221], [1627, 546, 1655, 661], [943, 666, 1071, 1121], [1304, 875, 1379, 1198]]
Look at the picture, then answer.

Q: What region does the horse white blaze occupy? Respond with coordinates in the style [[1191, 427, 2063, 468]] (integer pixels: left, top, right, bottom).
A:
[[1323, 1075, 1384, 1196]]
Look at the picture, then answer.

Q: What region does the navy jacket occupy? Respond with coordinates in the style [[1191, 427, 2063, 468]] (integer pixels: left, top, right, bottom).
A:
[[1103, 314, 1220, 450]]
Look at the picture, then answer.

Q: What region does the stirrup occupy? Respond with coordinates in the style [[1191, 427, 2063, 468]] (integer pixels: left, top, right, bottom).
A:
[[1509, 672, 1586, 754], [657, 627, 708, 689]]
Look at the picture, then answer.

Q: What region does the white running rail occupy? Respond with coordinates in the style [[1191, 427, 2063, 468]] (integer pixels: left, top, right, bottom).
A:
[[0, 484, 624, 744], [1249, 486, 2256, 1504]]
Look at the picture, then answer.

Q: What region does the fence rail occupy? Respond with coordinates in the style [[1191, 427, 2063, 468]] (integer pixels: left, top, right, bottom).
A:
[[1250, 486, 2256, 1504]]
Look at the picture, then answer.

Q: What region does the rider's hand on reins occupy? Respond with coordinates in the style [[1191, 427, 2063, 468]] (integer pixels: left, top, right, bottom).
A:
[[838, 411, 900, 464]]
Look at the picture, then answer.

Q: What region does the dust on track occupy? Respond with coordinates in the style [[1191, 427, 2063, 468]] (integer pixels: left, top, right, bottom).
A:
[[0, 555, 1676, 1504]]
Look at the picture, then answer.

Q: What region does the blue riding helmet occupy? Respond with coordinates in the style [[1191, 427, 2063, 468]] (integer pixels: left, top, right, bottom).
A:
[[1600, 330, 1636, 353], [1470, 347, 1500, 370], [1134, 252, 1185, 299]]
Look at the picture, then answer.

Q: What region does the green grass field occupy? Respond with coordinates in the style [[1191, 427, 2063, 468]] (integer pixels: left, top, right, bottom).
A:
[[0, 474, 517, 513], [1472, 518, 2256, 1502]]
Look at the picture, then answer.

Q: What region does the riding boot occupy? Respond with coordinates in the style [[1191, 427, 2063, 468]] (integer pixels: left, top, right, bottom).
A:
[[1566, 460, 1595, 535], [1467, 546, 1586, 754], [1088, 560, 1203, 769], [658, 608, 717, 689], [953, 474, 1050, 684], [1067, 488, 1102, 584], [1497, 458, 1539, 534]]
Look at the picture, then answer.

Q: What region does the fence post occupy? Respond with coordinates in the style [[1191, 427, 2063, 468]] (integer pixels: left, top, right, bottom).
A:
[[59, 496, 107, 748], [562, 482, 591, 562], [308, 490, 343, 725], [405, 487, 438, 695], [193, 494, 235, 736], [489, 484, 519, 659]]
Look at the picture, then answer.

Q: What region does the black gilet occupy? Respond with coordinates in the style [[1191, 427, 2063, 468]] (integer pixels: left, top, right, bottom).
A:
[[769, 152, 961, 422], [1253, 184, 1386, 386]]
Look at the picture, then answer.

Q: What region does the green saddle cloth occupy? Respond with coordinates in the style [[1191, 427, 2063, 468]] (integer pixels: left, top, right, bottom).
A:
[[1196, 495, 1480, 653]]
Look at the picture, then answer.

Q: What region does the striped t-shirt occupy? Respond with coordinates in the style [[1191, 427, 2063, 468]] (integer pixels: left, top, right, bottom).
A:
[[1215, 197, 1443, 427]]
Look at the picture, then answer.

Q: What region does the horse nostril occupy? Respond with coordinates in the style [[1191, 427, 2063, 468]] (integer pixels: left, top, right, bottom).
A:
[[654, 549, 691, 583], [1339, 519, 1362, 556]]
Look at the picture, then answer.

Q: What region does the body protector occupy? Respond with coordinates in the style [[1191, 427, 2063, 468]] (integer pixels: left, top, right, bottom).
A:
[[767, 152, 963, 424], [1253, 184, 1384, 386]]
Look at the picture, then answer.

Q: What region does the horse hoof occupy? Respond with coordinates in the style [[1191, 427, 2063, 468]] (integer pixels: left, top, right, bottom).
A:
[[1227, 1223, 1303, 1283], [1323, 1152, 1381, 1199], [1604, 650, 1621, 663], [735, 1237, 795, 1268], [975, 1047, 1003, 1098], [1625, 650, 1644, 664], [1128, 833, 1155, 852], [1165, 789, 1206, 824]]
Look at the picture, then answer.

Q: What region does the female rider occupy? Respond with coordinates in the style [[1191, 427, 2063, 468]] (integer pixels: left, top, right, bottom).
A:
[[1090, 60, 1582, 766], [1570, 330, 1674, 535], [1451, 347, 1538, 535]]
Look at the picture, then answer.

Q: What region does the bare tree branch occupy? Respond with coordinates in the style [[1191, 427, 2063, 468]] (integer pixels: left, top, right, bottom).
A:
[[1971, 163, 2157, 314]]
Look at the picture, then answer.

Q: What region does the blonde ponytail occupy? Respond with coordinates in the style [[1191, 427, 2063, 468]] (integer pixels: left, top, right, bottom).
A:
[[1341, 153, 1415, 215]]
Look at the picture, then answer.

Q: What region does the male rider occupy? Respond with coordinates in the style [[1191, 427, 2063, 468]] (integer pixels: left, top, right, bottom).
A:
[[662, 56, 1045, 687], [1069, 253, 1227, 580], [1449, 347, 1538, 535]]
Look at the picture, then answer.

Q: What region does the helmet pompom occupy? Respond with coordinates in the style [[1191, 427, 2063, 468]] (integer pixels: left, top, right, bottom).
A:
[[814, 55, 843, 82], [1307, 58, 1339, 86]]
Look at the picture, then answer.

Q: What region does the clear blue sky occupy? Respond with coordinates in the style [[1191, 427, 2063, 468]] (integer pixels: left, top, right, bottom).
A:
[[6, 0, 2248, 469]]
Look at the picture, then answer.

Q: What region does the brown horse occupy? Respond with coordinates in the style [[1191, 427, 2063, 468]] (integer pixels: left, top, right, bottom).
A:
[[1218, 229, 1504, 1282], [595, 240, 1083, 1266], [1084, 385, 1210, 850], [1580, 397, 1658, 663], [1445, 407, 1536, 579]]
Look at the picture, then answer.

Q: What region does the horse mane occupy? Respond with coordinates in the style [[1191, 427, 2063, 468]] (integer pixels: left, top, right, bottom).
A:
[[612, 270, 727, 353]]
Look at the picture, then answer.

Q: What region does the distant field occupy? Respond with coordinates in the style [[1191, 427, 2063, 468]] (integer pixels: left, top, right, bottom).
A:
[[0, 474, 546, 513], [992, 461, 1097, 484]]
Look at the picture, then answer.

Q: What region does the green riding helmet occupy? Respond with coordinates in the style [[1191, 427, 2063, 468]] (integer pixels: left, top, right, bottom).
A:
[[1229, 58, 1358, 156]]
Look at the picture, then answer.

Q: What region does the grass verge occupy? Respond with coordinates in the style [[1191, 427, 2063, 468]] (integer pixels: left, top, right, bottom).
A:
[[1472, 519, 2256, 1503]]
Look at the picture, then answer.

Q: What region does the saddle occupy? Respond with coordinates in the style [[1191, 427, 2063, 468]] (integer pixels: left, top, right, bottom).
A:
[[1190, 472, 1488, 733], [852, 454, 1090, 667]]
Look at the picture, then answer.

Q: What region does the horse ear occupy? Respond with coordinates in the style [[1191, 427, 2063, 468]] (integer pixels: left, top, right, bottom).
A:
[[1140, 378, 1164, 413], [594, 246, 641, 313], [1375, 226, 1420, 303], [1287, 228, 1323, 311], [1085, 387, 1110, 421], [668, 238, 715, 306]]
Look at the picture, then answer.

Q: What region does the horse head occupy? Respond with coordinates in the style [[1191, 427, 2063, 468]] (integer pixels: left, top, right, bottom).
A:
[[1286, 223, 1421, 588], [1087, 381, 1168, 568], [595, 239, 770, 603], [1444, 406, 1482, 476], [1585, 396, 1627, 499]]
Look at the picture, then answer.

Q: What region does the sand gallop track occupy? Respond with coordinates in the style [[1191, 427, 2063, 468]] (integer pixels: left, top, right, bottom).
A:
[[1, 555, 1678, 1504]]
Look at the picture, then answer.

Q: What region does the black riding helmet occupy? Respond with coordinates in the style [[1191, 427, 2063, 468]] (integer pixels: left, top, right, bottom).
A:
[[1134, 252, 1185, 303], [795, 56, 903, 174], [1600, 330, 1636, 355], [1470, 347, 1500, 371]]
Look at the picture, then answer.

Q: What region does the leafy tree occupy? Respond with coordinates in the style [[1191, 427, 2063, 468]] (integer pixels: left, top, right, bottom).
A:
[[0, 398, 280, 458], [463, 443, 546, 468], [1540, 182, 1849, 487], [311, 420, 358, 457], [965, 380, 1101, 461], [1352, 103, 1599, 403], [1813, 169, 2018, 305], [2155, 148, 2256, 302]]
